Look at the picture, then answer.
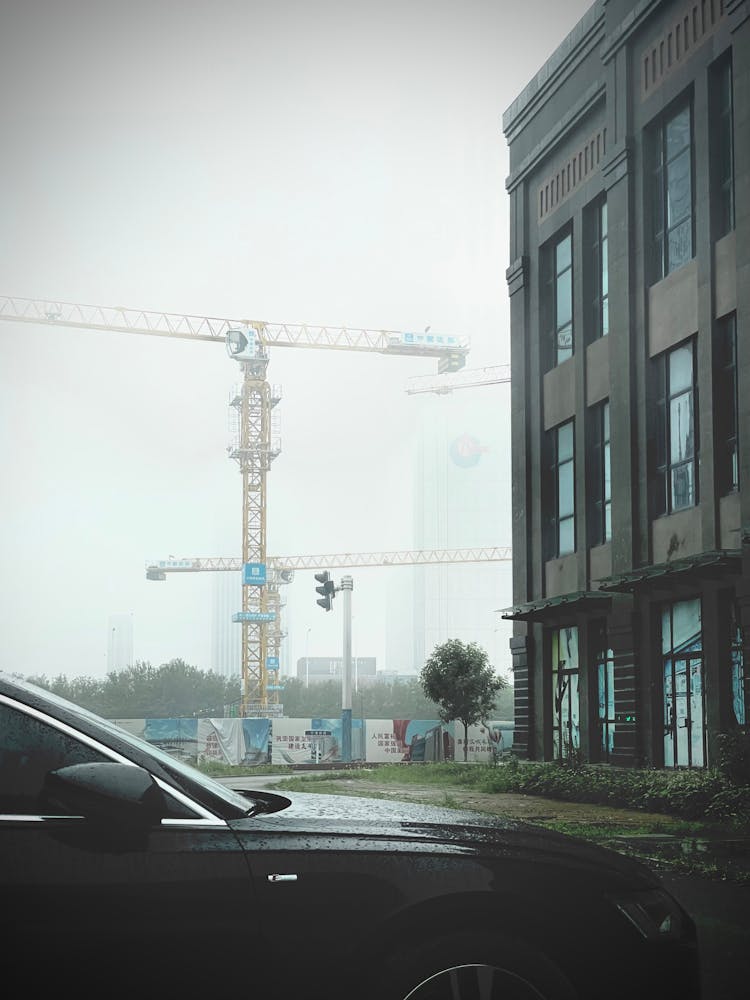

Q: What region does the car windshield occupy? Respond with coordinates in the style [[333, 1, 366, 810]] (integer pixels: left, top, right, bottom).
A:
[[8, 674, 255, 815]]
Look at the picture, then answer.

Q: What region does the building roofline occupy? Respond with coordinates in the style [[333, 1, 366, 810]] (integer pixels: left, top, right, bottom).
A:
[[502, 1, 604, 141]]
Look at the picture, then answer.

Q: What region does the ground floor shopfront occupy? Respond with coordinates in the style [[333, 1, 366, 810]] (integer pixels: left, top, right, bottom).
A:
[[506, 540, 749, 769]]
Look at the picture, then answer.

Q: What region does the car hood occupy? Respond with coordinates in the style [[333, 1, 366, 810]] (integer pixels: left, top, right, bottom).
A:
[[235, 790, 659, 887]]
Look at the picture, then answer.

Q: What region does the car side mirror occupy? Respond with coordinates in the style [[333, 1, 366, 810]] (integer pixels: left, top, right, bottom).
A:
[[43, 762, 168, 832]]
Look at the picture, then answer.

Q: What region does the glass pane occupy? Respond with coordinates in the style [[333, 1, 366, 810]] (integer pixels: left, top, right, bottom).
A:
[[732, 653, 746, 726], [603, 441, 611, 501], [557, 327, 573, 363], [558, 459, 574, 516], [669, 343, 693, 392], [671, 462, 694, 509], [604, 501, 612, 541], [601, 297, 609, 336], [601, 246, 608, 296], [652, 164, 665, 233], [670, 390, 693, 461], [668, 218, 692, 271], [559, 516, 575, 555], [689, 659, 704, 767], [556, 272, 572, 326], [666, 106, 690, 160], [560, 627, 579, 670], [569, 672, 580, 751], [558, 421, 574, 461], [667, 150, 691, 227], [603, 402, 610, 441], [672, 597, 701, 653], [556, 233, 571, 273]]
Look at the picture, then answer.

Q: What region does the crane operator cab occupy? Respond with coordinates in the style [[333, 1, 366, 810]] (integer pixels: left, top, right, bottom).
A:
[[226, 326, 259, 362]]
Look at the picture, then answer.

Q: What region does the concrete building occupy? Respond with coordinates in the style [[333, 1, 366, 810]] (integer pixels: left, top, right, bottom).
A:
[[210, 572, 242, 680], [502, 0, 748, 767]]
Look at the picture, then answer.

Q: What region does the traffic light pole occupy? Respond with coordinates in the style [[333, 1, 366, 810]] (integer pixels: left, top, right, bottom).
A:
[[340, 575, 353, 763]]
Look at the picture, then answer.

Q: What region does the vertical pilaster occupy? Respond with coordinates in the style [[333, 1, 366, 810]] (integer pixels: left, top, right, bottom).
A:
[[510, 633, 532, 759], [608, 596, 639, 766]]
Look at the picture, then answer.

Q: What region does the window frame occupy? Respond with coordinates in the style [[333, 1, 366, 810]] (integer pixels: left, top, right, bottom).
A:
[[588, 400, 611, 546], [714, 313, 739, 494], [586, 195, 608, 342], [648, 95, 694, 283], [651, 338, 698, 516], [543, 227, 574, 368], [709, 52, 734, 240], [548, 420, 576, 557]]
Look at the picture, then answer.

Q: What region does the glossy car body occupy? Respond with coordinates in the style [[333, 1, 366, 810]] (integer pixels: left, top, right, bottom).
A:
[[0, 674, 700, 999]]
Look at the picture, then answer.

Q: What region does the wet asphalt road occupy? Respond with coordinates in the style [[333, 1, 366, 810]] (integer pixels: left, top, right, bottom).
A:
[[221, 776, 749, 998]]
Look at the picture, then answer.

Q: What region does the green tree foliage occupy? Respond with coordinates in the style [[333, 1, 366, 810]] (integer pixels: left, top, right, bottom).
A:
[[420, 639, 506, 761], [280, 676, 444, 719], [27, 660, 241, 719]]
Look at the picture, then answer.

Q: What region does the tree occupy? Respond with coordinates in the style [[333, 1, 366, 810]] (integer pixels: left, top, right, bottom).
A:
[[27, 660, 240, 719], [420, 639, 506, 761]]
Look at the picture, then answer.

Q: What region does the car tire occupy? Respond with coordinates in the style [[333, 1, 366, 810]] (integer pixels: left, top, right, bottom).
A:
[[374, 929, 575, 1000]]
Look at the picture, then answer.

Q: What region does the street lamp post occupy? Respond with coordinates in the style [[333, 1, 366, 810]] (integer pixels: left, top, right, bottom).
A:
[[340, 575, 353, 763], [305, 626, 311, 689]]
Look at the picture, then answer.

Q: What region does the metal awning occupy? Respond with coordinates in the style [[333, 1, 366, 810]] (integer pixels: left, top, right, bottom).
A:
[[499, 590, 611, 622], [598, 550, 741, 593]]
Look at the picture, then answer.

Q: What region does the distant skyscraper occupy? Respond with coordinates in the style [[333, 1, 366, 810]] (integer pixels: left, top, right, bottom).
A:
[[107, 613, 134, 673], [387, 389, 512, 676], [211, 572, 242, 679]]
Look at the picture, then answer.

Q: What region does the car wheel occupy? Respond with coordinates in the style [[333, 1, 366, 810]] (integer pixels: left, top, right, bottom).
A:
[[377, 930, 574, 1000]]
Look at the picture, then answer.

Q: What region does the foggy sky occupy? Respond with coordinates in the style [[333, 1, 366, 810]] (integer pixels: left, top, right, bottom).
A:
[[0, 0, 593, 681]]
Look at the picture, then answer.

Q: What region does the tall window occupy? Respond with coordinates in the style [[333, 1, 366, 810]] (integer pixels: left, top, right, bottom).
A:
[[549, 421, 575, 556], [715, 313, 739, 494], [544, 230, 573, 366], [587, 196, 609, 340], [731, 601, 746, 727], [594, 626, 615, 762], [551, 626, 580, 760], [588, 401, 611, 546], [710, 54, 734, 239], [649, 100, 693, 282], [652, 339, 698, 516], [662, 597, 704, 768]]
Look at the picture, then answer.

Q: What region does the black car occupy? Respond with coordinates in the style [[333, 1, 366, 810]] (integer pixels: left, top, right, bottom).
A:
[[0, 673, 700, 999]]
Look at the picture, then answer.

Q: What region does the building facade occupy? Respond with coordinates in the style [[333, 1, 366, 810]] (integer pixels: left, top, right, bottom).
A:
[[503, 0, 748, 767]]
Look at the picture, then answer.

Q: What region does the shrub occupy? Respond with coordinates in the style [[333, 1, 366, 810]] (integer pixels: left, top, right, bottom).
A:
[[715, 729, 750, 786]]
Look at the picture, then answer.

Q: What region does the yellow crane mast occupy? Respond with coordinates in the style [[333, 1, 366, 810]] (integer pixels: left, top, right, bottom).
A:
[[0, 294, 469, 715]]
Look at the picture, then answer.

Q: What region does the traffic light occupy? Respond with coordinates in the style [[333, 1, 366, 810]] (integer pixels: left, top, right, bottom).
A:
[[314, 571, 335, 611]]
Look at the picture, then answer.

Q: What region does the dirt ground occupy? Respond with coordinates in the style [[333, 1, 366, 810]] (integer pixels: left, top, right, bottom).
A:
[[306, 778, 687, 830]]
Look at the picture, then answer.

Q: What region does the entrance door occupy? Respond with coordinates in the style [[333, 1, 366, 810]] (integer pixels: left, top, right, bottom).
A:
[[664, 655, 705, 767]]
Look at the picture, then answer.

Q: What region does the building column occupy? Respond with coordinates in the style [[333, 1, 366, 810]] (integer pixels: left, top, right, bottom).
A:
[[510, 632, 532, 758], [702, 587, 726, 765]]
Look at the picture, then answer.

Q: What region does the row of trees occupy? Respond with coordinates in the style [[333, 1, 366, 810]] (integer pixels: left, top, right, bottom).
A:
[[26, 641, 512, 757]]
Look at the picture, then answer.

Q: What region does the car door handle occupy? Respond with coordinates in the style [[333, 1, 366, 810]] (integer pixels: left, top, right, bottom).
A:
[[267, 873, 298, 882]]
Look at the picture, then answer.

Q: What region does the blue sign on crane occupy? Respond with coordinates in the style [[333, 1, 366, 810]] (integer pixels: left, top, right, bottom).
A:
[[243, 562, 267, 586]]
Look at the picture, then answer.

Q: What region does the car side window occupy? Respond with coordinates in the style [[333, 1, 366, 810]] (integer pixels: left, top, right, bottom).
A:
[[0, 702, 111, 815]]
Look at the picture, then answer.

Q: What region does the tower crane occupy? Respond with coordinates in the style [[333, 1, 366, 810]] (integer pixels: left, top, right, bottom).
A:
[[0, 294, 469, 715], [146, 547, 512, 709], [406, 363, 510, 395]]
